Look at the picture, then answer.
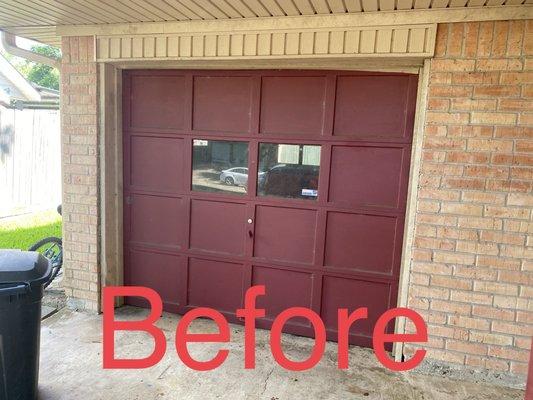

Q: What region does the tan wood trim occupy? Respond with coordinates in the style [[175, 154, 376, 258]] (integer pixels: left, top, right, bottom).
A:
[[93, 24, 436, 62], [56, 5, 532, 37], [99, 63, 124, 308], [109, 57, 423, 73], [393, 58, 431, 362]]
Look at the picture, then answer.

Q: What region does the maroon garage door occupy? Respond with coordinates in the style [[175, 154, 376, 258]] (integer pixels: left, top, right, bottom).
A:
[[123, 70, 417, 347]]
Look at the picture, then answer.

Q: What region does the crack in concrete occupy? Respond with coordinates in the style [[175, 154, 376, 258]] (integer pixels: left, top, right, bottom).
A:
[[157, 365, 171, 380], [261, 368, 275, 396]]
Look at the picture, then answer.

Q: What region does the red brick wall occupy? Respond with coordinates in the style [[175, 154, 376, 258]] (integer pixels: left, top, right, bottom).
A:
[[60, 36, 100, 312], [406, 20, 532, 379], [59, 21, 532, 382]]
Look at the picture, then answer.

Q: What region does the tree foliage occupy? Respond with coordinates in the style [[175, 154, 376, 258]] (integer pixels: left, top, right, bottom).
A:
[[18, 46, 61, 90]]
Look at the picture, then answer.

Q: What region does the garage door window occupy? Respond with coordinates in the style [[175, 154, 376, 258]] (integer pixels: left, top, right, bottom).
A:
[[257, 143, 320, 200], [192, 139, 249, 195]]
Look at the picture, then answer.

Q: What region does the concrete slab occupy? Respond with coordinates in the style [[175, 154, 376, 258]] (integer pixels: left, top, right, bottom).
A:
[[39, 307, 524, 400], [41, 305, 56, 319]]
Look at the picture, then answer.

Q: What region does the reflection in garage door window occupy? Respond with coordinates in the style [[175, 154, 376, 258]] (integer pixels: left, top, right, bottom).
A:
[[258, 143, 320, 200], [192, 139, 249, 194]]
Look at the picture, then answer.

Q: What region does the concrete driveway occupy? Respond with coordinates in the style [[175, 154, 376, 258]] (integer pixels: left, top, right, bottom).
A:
[[39, 307, 524, 400]]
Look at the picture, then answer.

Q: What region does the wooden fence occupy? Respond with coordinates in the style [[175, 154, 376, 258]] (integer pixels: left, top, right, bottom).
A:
[[0, 104, 61, 215]]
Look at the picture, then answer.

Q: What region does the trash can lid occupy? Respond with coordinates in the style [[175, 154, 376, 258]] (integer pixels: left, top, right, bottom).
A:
[[0, 250, 52, 286]]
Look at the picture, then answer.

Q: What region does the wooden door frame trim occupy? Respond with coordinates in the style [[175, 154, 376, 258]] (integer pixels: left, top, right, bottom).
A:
[[98, 59, 429, 361], [99, 63, 124, 309], [393, 59, 430, 361]]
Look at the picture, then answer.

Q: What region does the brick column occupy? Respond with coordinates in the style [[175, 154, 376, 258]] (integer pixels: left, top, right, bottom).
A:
[[60, 36, 100, 312], [406, 20, 533, 381]]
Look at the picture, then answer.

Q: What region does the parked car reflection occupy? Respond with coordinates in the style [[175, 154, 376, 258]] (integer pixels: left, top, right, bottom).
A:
[[192, 139, 249, 195], [220, 167, 249, 186], [220, 167, 266, 188], [258, 164, 319, 200]]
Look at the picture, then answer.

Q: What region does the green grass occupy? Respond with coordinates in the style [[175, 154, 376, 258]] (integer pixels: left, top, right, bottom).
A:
[[0, 210, 62, 250]]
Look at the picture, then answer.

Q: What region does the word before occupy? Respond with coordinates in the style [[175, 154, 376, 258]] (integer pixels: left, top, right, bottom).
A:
[[103, 285, 427, 372]]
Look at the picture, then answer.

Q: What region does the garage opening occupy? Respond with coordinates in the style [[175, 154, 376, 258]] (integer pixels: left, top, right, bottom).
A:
[[122, 70, 418, 348]]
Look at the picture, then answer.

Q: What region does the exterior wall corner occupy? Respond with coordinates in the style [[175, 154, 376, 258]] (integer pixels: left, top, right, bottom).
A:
[[405, 19, 533, 387], [60, 35, 101, 313]]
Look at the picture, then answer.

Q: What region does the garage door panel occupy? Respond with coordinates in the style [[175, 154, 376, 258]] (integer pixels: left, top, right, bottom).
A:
[[252, 266, 314, 327], [259, 76, 327, 136], [130, 194, 186, 249], [125, 249, 183, 310], [321, 276, 393, 340], [193, 76, 254, 134], [129, 136, 184, 193], [190, 199, 247, 256], [253, 205, 317, 265], [187, 258, 245, 313], [325, 212, 399, 275], [328, 146, 407, 210], [129, 75, 188, 130], [333, 75, 414, 139], [123, 69, 417, 349]]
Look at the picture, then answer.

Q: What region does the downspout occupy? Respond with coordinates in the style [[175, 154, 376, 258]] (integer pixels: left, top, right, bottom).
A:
[[0, 31, 61, 69]]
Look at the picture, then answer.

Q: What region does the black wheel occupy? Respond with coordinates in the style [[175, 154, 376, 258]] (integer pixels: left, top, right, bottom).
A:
[[29, 237, 63, 288], [225, 176, 235, 185]]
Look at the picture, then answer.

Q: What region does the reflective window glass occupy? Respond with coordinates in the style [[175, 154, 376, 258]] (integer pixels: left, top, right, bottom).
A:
[[192, 139, 249, 194], [257, 143, 320, 200]]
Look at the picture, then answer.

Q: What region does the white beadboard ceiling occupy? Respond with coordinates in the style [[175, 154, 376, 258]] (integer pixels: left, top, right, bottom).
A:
[[0, 0, 531, 47]]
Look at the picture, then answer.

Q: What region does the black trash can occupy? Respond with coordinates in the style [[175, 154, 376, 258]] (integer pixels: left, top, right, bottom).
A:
[[0, 250, 52, 400]]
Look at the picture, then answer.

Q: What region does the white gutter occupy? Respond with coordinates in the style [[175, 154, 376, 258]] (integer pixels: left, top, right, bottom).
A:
[[0, 31, 60, 69], [0, 53, 41, 102]]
